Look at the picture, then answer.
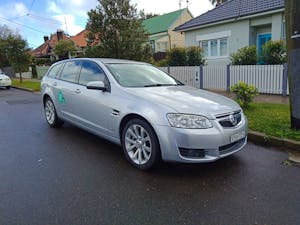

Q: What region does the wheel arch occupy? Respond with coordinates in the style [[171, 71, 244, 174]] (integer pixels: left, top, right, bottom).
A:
[[43, 94, 51, 106], [119, 114, 161, 151]]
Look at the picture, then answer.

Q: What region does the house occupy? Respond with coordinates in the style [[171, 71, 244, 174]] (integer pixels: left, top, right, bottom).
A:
[[142, 8, 193, 53], [31, 30, 88, 60], [70, 29, 89, 56], [174, 0, 285, 65]]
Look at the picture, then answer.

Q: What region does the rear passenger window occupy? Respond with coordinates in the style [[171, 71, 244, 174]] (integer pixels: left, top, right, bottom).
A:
[[47, 63, 62, 78], [79, 61, 106, 86], [60, 61, 82, 83]]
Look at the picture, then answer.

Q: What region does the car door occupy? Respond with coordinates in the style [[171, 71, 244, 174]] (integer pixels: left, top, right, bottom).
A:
[[54, 60, 82, 122], [71, 60, 114, 136]]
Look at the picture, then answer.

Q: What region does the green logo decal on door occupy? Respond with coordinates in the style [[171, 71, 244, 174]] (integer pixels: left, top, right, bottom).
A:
[[58, 90, 65, 104]]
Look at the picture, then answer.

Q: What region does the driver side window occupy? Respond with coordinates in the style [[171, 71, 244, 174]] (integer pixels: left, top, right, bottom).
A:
[[79, 61, 107, 86]]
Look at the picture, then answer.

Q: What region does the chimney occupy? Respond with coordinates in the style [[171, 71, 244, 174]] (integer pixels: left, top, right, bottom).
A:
[[57, 30, 63, 41], [44, 36, 49, 42]]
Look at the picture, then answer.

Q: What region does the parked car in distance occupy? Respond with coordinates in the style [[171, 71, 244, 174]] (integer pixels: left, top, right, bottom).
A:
[[41, 58, 247, 170], [0, 72, 12, 89]]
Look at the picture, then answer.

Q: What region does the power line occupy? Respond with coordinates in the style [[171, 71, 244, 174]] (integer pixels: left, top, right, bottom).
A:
[[0, 16, 49, 35], [28, 0, 36, 13], [26, 13, 63, 26]]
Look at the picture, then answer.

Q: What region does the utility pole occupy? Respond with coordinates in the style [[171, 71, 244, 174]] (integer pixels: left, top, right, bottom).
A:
[[285, 0, 300, 130]]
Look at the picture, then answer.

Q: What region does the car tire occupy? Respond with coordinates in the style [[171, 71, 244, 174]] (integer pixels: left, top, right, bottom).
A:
[[44, 97, 63, 128], [122, 118, 161, 170], [6, 86, 10, 90]]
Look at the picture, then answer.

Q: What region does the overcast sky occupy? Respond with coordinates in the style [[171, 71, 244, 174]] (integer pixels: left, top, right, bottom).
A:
[[0, 0, 213, 49]]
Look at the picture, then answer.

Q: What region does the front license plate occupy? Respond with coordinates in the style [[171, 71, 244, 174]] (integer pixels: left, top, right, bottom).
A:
[[230, 131, 245, 143]]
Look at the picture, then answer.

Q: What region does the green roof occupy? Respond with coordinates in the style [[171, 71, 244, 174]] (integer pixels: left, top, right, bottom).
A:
[[143, 9, 186, 35]]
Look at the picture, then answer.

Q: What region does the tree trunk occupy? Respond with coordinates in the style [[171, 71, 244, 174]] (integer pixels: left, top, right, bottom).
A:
[[19, 72, 23, 83], [285, 0, 300, 129]]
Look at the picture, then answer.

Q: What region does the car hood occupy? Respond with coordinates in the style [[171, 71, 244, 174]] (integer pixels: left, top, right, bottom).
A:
[[0, 74, 9, 79], [125, 85, 241, 118]]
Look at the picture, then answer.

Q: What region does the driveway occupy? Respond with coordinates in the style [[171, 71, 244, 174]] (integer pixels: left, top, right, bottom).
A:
[[0, 88, 299, 225]]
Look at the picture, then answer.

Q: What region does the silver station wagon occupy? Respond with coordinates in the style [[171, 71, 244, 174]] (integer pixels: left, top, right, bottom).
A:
[[41, 58, 247, 170]]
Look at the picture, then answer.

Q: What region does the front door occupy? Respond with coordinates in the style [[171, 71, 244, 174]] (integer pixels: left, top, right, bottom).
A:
[[257, 33, 272, 63]]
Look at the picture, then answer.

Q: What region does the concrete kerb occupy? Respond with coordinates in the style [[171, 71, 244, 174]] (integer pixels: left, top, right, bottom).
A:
[[248, 130, 300, 163], [12, 86, 40, 93], [11, 87, 300, 157]]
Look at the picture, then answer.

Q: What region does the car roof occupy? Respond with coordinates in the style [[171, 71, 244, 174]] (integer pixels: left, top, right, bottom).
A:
[[93, 58, 146, 65], [51, 58, 147, 66]]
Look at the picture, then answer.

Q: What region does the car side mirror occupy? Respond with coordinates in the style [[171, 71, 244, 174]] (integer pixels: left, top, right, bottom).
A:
[[86, 81, 107, 91]]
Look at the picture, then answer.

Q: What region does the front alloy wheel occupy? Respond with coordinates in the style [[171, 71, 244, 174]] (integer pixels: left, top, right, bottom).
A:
[[122, 118, 161, 170]]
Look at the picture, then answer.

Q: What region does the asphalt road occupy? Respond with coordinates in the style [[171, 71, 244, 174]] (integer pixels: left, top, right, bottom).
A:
[[0, 88, 299, 225]]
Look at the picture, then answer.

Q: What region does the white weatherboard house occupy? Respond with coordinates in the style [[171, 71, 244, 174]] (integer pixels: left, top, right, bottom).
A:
[[174, 0, 285, 66]]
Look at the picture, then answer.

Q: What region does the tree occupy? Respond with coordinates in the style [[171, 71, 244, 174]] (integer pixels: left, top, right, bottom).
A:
[[0, 25, 18, 68], [209, 0, 228, 6], [6, 36, 31, 83], [54, 39, 77, 60], [285, 0, 300, 129], [0, 25, 31, 82], [231, 46, 257, 65], [140, 11, 159, 19], [86, 0, 151, 62]]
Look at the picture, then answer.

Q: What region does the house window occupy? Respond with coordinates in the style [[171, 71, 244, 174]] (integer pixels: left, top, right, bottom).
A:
[[220, 38, 228, 56], [281, 20, 286, 40], [202, 41, 209, 57], [199, 38, 228, 58], [157, 43, 161, 51], [161, 42, 168, 52], [210, 40, 218, 57]]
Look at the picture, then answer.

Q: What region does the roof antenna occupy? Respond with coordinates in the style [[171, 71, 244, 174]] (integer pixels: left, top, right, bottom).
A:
[[179, 0, 182, 8]]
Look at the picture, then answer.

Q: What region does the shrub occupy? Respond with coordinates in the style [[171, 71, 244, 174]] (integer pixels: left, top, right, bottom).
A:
[[168, 47, 187, 66], [261, 40, 287, 65], [230, 81, 258, 107], [153, 52, 167, 61], [186, 46, 205, 66], [231, 46, 257, 65], [167, 46, 205, 66], [155, 59, 170, 67]]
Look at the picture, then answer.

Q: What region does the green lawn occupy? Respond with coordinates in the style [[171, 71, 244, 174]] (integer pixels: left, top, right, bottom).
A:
[[244, 103, 300, 141], [12, 79, 41, 92]]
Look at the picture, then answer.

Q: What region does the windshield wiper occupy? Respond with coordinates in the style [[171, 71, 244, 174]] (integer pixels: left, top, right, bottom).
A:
[[143, 84, 178, 87]]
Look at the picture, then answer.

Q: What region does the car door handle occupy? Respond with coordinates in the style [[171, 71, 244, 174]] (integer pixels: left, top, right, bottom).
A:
[[75, 89, 81, 94]]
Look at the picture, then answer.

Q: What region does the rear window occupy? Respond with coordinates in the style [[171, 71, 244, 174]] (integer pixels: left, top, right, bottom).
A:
[[47, 63, 63, 78]]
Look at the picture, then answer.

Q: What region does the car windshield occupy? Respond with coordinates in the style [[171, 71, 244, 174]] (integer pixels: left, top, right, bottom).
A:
[[106, 63, 181, 87]]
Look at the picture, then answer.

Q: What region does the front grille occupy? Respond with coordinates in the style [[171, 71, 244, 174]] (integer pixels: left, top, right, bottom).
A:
[[179, 148, 205, 158], [219, 138, 245, 155], [218, 111, 242, 128]]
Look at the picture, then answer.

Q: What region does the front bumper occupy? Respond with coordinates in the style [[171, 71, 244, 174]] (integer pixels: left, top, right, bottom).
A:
[[0, 78, 12, 87], [153, 115, 247, 163]]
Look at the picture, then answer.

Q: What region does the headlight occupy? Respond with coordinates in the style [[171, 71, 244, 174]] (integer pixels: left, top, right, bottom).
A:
[[167, 113, 213, 129]]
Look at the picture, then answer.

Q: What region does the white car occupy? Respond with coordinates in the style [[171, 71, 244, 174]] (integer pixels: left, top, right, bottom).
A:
[[0, 72, 12, 89], [41, 58, 247, 170]]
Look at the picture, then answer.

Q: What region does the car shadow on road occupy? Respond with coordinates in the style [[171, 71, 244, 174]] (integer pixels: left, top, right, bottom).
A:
[[57, 123, 247, 179]]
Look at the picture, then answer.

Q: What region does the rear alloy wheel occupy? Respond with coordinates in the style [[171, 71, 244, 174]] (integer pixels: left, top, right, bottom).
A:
[[44, 97, 63, 128], [122, 118, 161, 170]]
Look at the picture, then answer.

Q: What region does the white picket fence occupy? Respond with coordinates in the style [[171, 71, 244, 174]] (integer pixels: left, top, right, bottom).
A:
[[160, 64, 288, 95]]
